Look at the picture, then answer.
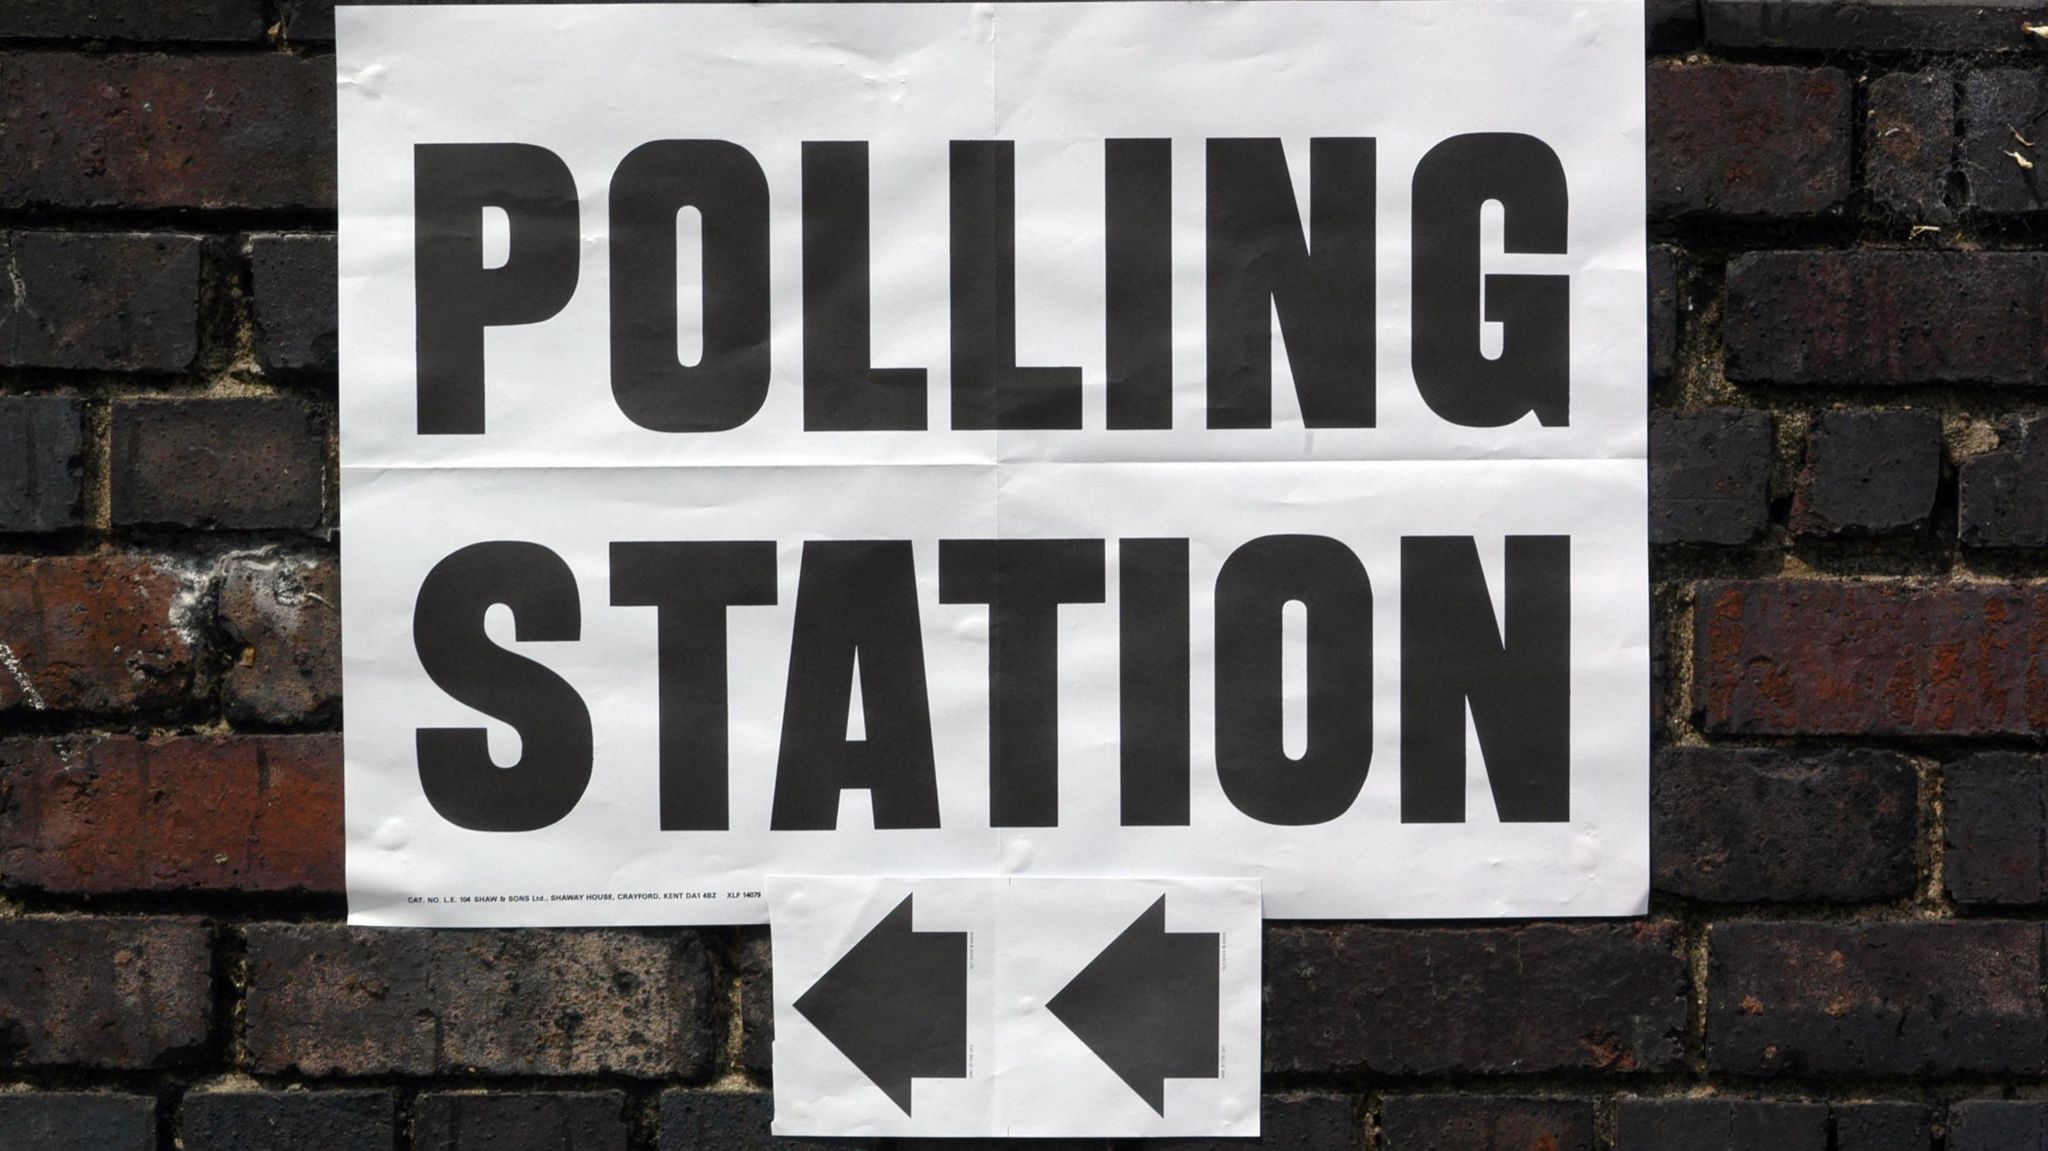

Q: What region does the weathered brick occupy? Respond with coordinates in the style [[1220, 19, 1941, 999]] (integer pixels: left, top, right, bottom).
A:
[[1725, 252, 2048, 386], [1614, 1099, 1827, 1150], [416, 1092, 629, 1151], [0, 54, 333, 211], [249, 234, 338, 373], [0, 915, 210, 1068], [217, 554, 340, 725], [1695, 581, 2048, 736], [0, 232, 201, 372], [1833, 1102, 1932, 1151], [1790, 410, 1941, 538], [182, 1091, 394, 1151], [737, 928, 773, 1075], [0, 1, 264, 41], [111, 398, 326, 531], [1649, 245, 1681, 384], [1650, 411, 1772, 546], [0, 734, 341, 895], [1960, 415, 2048, 548], [1945, 753, 2047, 906], [1648, 0, 1701, 50], [1705, 0, 2043, 50], [1963, 71, 2048, 215], [244, 925, 715, 1078], [1264, 923, 1686, 1076], [0, 554, 198, 716], [1948, 1100, 2048, 1150], [1649, 63, 1850, 219], [0, 395, 84, 533], [1153, 1094, 1355, 1151], [1380, 1095, 1592, 1151], [658, 1091, 872, 1151], [0, 1093, 155, 1151], [1707, 921, 2045, 1076], [1867, 70, 1956, 224], [1653, 747, 1917, 903]]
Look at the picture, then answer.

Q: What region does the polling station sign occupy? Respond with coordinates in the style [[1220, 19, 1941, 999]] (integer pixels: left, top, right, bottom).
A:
[[337, 1, 1650, 927]]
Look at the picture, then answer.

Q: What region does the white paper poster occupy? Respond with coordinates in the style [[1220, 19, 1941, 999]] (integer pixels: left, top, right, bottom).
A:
[[768, 876, 1261, 1138], [337, 1, 1650, 927]]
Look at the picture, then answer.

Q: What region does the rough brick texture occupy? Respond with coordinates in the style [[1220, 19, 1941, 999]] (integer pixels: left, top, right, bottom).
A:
[[217, 554, 341, 725], [249, 234, 339, 373], [1649, 63, 1850, 218], [1649, 245, 1681, 383], [1835, 1103, 1932, 1151], [1696, 580, 2048, 736], [0, 554, 197, 716], [1705, 0, 2045, 50], [0, 734, 342, 894], [243, 925, 716, 1078], [1866, 70, 1956, 223], [111, 398, 326, 530], [0, 915, 211, 1068], [0, 54, 334, 210], [415, 1092, 630, 1151], [0, 232, 201, 372], [181, 1091, 394, 1151], [1156, 1094, 1356, 1151], [1948, 1101, 2048, 1150], [1380, 1095, 1592, 1151], [1653, 747, 1917, 903], [1725, 252, 2048, 386], [1790, 410, 1941, 538], [1708, 921, 2046, 1076], [1264, 923, 1686, 1075], [1960, 415, 2048, 548], [658, 1091, 862, 1151], [737, 929, 773, 1076], [1944, 753, 2048, 906], [0, 1093, 156, 1151], [0, 1, 265, 41], [1614, 1099, 1827, 1150], [1962, 71, 2048, 216], [0, 395, 85, 533], [1650, 410, 1773, 545]]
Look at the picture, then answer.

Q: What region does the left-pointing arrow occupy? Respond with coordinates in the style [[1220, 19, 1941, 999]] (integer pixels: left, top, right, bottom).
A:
[[793, 893, 968, 1114]]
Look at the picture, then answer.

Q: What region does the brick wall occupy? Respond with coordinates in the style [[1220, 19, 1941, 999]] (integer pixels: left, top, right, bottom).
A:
[[1, 1, 2045, 1148]]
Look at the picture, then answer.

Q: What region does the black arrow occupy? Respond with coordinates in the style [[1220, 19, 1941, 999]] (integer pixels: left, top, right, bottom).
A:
[[793, 893, 967, 1114], [1045, 895, 1220, 1116]]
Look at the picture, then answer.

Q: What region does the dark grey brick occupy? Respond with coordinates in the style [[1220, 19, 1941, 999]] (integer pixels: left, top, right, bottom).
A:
[[1706, 0, 2043, 50], [0, 1093, 155, 1151], [1833, 1102, 1931, 1151], [111, 398, 326, 531], [0, 1, 264, 40], [1380, 1095, 1591, 1151], [1615, 1099, 1826, 1151], [0, 916, 211, 1068], [1154, 1094, 1355, 1150], [1790, 409, 1941, 538], [1650, 411, 1772, 545], [0, 233, 201, 372], [416, 1092, 629, 1151], [1963, 71, 2048, 215], [1650, 245, 1682, 384], [1654, 747, 1917, 903], [1945, 753, 2047, 906], [1948, 1101, 2048, 1151], [1708, 921, 2046, 1076], [0, 396, 84, 533], [658, 1091, 877, 1151], [1650, 63, 1850, 219], [1961, 415, 2048, 548], [249, 234, 338, 373], [1867, 71, 1956, 224], [182, 1091, 393, 1151]]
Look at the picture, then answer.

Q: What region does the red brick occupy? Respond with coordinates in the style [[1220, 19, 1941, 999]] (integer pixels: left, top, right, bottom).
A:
[[1725, 252, 2048, 386], [0, 734, 341, 895], [0, 53, 333, 211], [1264, 922, 1686, 1076], [244, 925, 717, 1078], [0, 915, 212, 1068], [1695, 580, 2048, 737], [0, 554, 198, 717], [217, 553, 340, 725], [1649, 63, 1850, 219], [1707, 921, 2045, 1076]]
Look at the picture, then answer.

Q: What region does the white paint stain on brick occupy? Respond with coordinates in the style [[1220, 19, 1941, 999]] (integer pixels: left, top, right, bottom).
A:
[[0, 640, 47, 710]]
